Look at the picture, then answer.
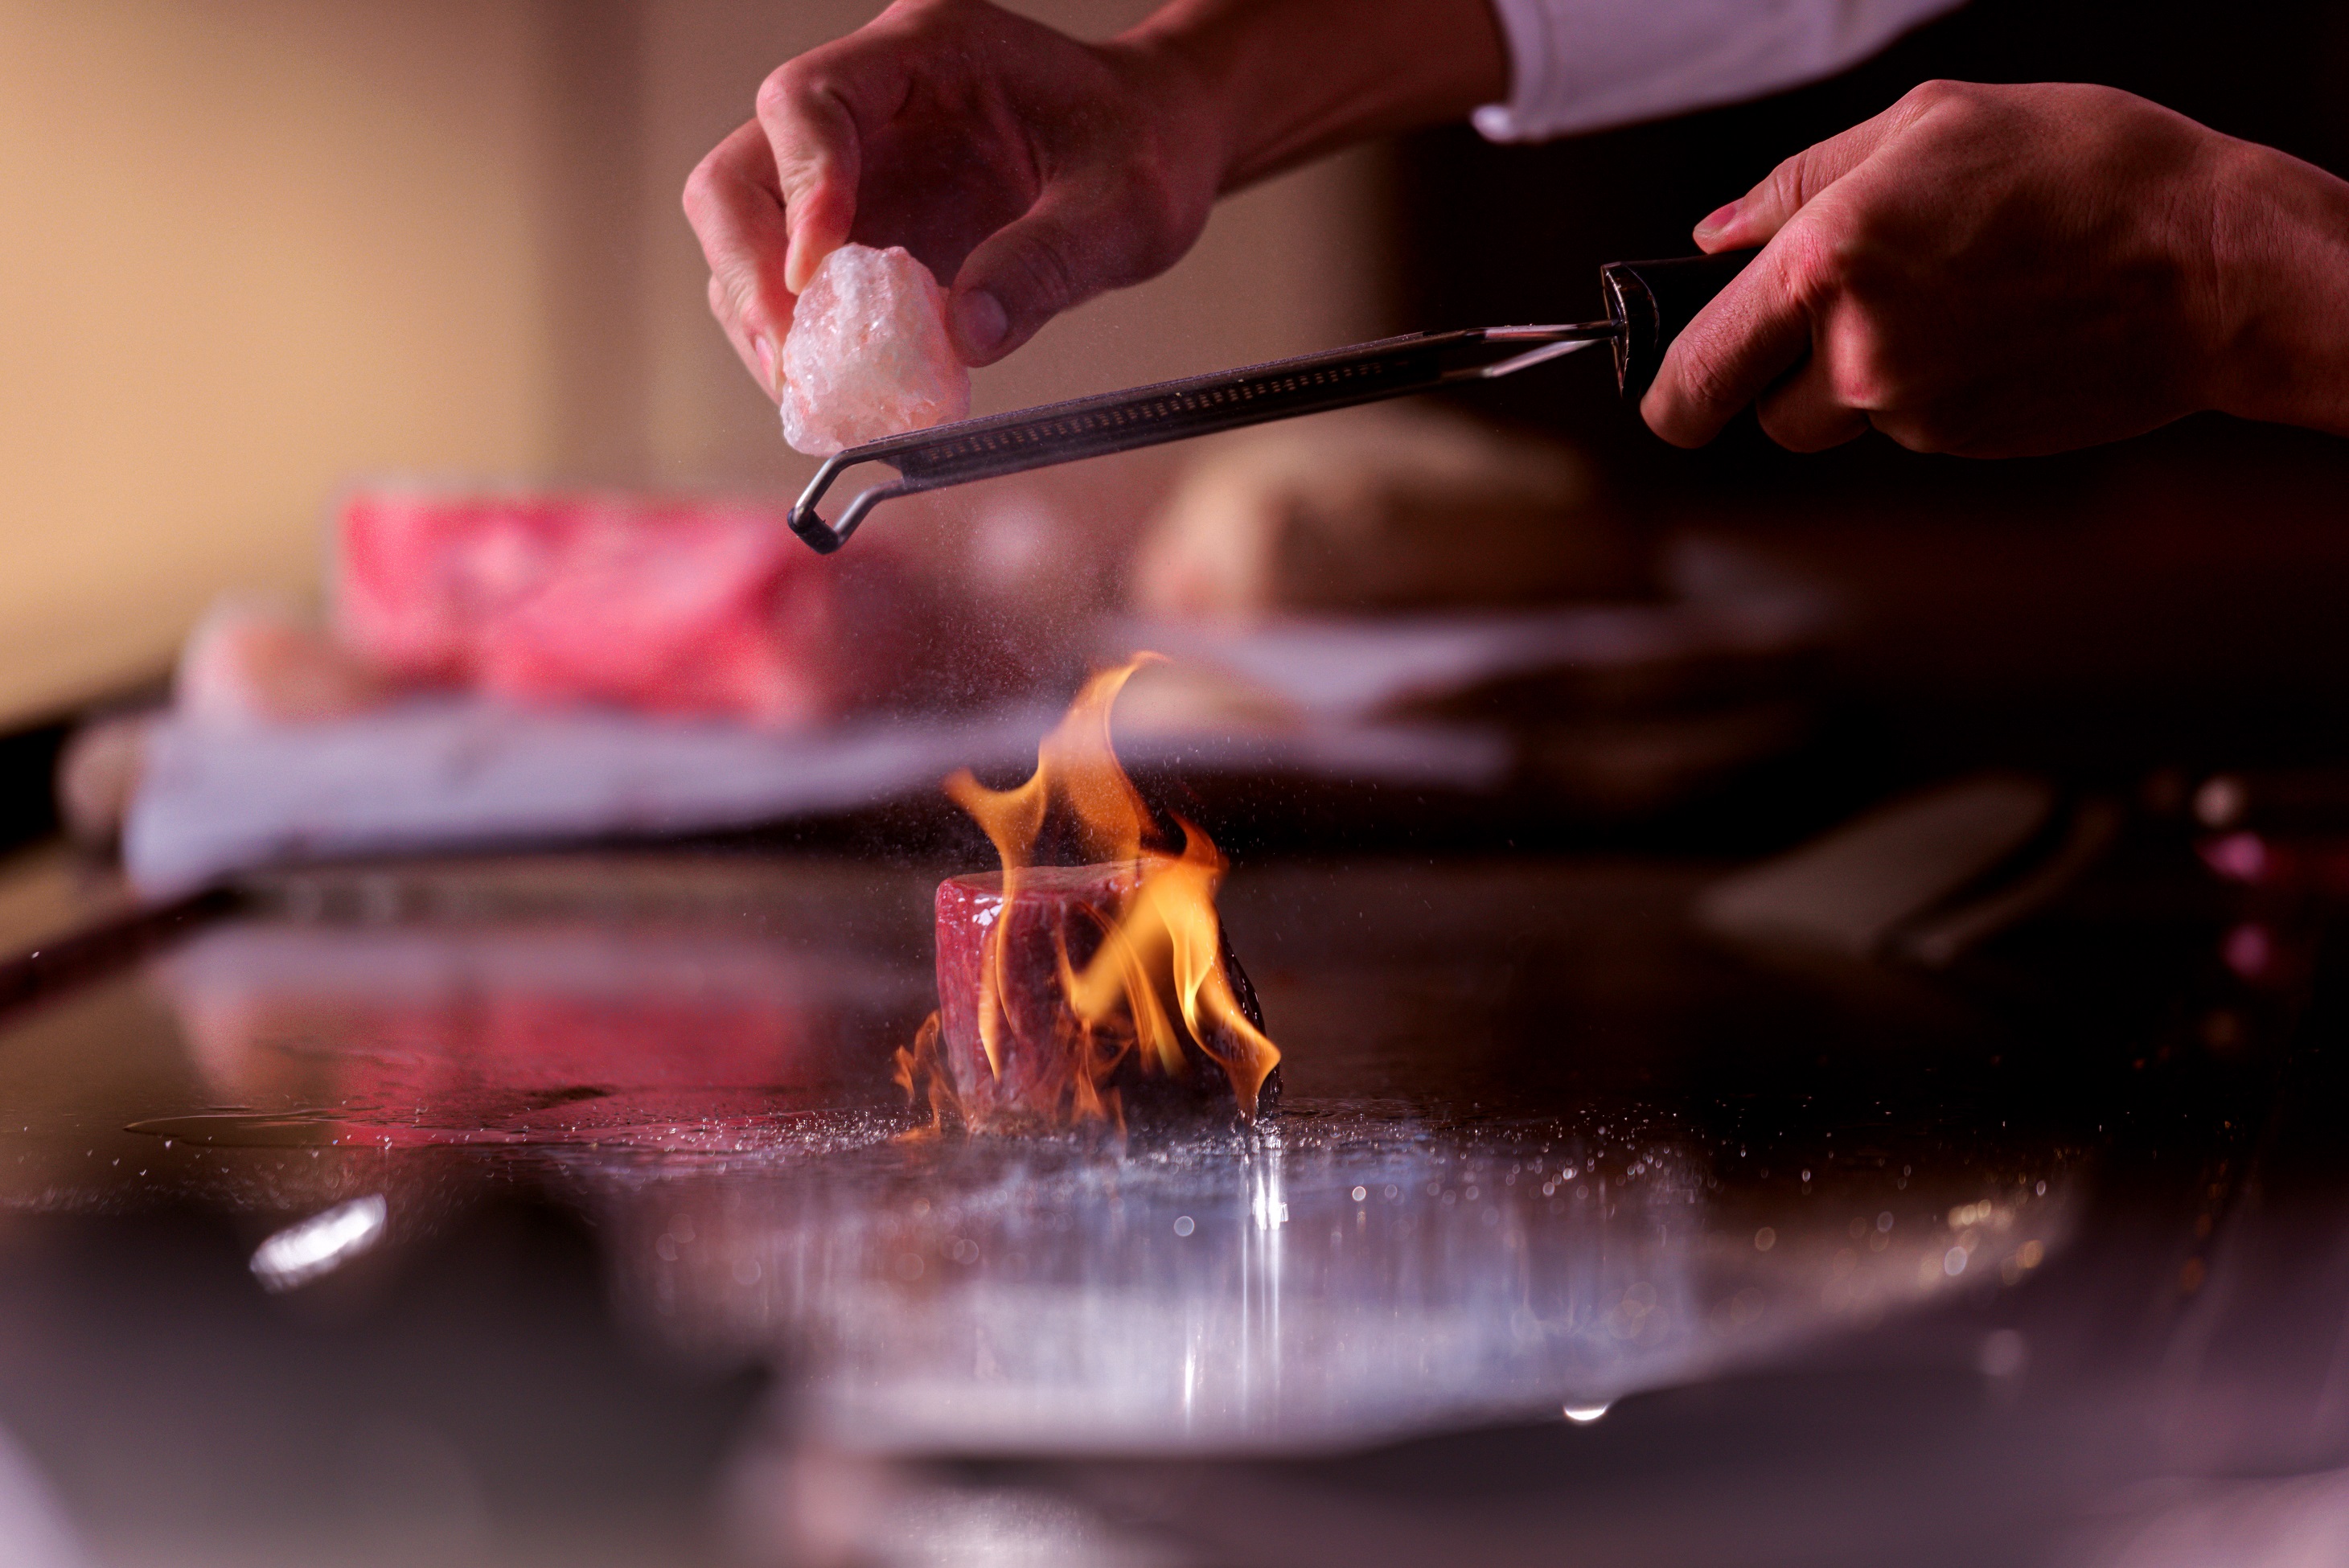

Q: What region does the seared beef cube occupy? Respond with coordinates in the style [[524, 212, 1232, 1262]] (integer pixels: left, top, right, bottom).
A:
[[934, 862, 1276, 1126]]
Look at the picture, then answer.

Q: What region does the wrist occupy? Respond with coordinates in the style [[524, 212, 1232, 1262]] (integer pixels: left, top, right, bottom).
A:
[[2203, 139, 2349, 435], [1119, 0, 1506, 194], [1103, 22, 1240, 199], [1117, 2, 1284, 193]]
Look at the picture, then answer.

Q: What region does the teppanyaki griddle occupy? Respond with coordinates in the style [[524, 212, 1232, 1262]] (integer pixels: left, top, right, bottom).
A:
[[787, 249, 1755, 554]]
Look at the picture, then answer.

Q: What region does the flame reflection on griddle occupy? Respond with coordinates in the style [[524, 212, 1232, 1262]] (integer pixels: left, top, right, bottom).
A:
[[141, 922, 930, 1149]]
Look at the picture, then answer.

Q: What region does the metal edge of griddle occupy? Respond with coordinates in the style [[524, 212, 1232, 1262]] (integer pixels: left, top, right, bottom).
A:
[[788, 321, 1616, 553], [0, 881, 242, 1023]]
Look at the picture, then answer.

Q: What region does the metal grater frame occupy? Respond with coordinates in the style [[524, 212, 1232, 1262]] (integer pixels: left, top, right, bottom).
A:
[[786, 321, 1613, 553]]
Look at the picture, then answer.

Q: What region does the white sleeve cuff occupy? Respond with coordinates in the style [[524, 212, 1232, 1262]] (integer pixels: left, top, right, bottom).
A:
[[1474, 0, 1968, 143]]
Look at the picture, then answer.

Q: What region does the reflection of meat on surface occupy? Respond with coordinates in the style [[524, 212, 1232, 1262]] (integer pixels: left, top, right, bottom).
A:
[[934, 863, 1275, 1129], [154, 925, 918, 1136]]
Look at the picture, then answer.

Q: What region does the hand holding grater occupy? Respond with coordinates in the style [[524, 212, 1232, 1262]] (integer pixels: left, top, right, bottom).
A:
[[789, 250, 1756, 555]]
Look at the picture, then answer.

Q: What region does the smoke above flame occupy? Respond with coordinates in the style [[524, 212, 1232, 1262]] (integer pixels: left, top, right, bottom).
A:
[[897, 655, 1281, 1132]]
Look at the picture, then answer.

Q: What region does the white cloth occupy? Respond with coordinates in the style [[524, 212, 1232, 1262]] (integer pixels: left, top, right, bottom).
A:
[[1475, 0, 1966, 142]]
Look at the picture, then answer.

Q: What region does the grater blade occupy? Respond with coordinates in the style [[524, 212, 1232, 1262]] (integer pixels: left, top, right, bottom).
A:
[[787, 321, 1615, 553]]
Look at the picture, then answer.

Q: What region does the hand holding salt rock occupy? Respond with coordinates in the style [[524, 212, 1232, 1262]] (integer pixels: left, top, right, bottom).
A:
[[780, 244, 970, 457]]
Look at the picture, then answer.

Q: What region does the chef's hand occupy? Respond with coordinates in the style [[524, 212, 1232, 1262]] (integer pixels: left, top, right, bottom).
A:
[[684, 0, 1218, 391], [1643, 80, 2349, 457], [684, 0, 1505, 397]]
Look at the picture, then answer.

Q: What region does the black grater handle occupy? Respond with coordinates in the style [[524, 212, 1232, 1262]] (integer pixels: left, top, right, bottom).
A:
[[1600, 250, 1760, 401]]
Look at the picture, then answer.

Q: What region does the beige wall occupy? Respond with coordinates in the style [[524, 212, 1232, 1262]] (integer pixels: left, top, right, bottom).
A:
[[0, 0, 567, 723], [0, 0, 1388, 726]]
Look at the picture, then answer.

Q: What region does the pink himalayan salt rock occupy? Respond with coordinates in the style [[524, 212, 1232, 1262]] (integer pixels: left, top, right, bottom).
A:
[[335, 491, 956, 728], [780, 244, 970, 456]]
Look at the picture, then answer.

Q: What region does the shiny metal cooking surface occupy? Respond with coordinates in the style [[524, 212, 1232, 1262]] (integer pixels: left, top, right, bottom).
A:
[[0, 845, 2332, 1565]]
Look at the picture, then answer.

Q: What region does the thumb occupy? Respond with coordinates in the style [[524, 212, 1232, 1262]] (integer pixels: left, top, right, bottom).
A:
[[949, 194, 1123, 365], [1691, 92, 1920, 252]]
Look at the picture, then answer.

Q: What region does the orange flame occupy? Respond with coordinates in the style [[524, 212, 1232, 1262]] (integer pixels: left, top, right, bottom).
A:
[[1059, 819, 1279, 1110], [909, 655, 1281, 1131], [890, 1013, 948, 1139]]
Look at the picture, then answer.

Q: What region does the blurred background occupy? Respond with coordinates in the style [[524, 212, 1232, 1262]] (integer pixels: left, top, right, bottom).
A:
[[7, 0, 2349, 827]]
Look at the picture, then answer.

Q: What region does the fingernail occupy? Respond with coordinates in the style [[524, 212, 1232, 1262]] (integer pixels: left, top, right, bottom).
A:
[[956, 289, 1008, 359], [754, 335, 781, 397], [1693, 200, 1739, 240], [783, 226, 811, 295]]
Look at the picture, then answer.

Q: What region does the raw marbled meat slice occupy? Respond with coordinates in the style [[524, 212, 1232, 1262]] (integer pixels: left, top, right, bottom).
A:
[[336, 491, 942, 727], [156, 925, 879, 1145], [933, 861, 1277, 1127], [780, 244, 970, 456]]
